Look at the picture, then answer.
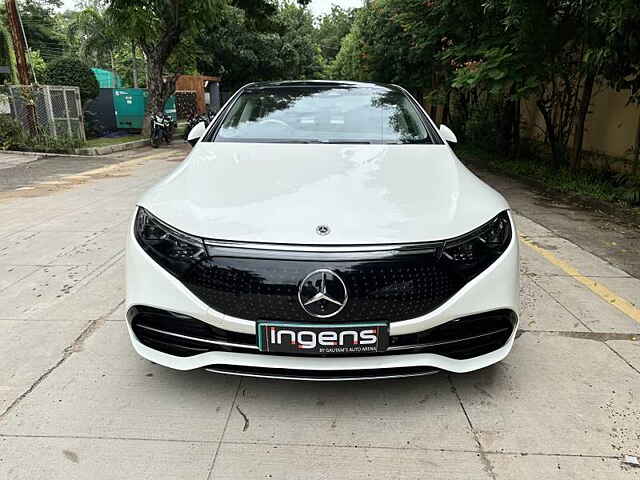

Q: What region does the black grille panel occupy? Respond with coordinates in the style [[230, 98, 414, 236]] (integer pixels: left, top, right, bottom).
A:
[[129, 306, 516, 361], [180, 250, 466, 323]]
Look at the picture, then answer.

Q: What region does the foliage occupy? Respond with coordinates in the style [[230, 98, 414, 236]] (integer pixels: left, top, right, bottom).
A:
[[0, 19, 17, 83], [326, 11, 367, 81], [0, 115, 83, 153], [27, 50, 47, 81], [195, 1, 322, 91], [42, 56, 99, 103], [20, 0, 68, 61], [315, 6, 356, 67], [459, 144, 640, 208], [0, 115, 23, 150], [67, 7, 118, 69], [275, 2, 322, 80]]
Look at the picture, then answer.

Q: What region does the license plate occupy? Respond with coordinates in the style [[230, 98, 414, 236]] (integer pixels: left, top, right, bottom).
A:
[[257, 322, 389, 355]]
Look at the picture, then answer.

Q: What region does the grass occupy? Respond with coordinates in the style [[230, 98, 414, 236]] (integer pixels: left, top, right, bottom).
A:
[[85, 134, 144, 147], [457, 144, 640, 209]]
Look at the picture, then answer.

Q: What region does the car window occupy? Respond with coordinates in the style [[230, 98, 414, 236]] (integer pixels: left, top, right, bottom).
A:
[[211, 86, 434, 144]]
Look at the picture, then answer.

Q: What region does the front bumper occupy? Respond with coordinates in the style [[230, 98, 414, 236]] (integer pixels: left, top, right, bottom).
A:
[[125, 212, 520, 378]]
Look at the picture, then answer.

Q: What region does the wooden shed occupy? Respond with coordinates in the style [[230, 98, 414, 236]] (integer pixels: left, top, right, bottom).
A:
[[175, 74, 221, 114]]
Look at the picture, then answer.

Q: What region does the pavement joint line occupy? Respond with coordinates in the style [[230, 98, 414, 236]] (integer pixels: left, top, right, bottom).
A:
[[207, 378, 243, 480], [519, 234, 640, 324], [212, 441, 628, 460], [0, 318, 104, 322], [522, 273, 632, 279], [0, 299, 123, 421], [517, 329, 638, 341], [0, 433, 629, 461], [528, 275, 594, 333], [604, 343, 640, 376], [447, 374, 497, 480]]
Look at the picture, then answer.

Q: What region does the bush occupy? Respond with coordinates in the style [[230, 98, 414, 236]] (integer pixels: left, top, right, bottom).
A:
[[42, 57, 99, 104], [0, 115, 84, 153], [463, 100, 501, 153], [0, 115, 24, 150]]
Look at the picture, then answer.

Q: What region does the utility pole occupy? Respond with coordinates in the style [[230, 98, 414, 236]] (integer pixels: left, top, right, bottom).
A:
[[5, 0, 36, 135], [5, 0, 30, 85]]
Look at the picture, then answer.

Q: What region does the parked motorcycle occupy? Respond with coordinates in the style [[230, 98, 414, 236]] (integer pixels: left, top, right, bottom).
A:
[[150, 112, 175, 148]]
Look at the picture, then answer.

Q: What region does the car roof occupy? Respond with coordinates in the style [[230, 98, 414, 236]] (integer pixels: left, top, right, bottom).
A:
[[243, 80, 398, 91]]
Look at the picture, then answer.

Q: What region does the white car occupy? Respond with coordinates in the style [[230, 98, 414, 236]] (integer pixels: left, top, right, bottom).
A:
[[126, 80, 519, 380]]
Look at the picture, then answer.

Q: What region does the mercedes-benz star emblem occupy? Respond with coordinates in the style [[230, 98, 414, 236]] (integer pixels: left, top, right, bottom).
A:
[[316, 224, 330, 236], [298, 269, 348, 318]]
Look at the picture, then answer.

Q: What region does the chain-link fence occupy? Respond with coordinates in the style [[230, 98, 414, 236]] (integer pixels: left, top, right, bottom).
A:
[[2, 85, 85, 141]]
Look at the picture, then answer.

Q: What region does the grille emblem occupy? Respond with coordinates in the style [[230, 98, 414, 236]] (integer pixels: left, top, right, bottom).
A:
[[316, 224, 330, 236], [298, 269, 348, 318]]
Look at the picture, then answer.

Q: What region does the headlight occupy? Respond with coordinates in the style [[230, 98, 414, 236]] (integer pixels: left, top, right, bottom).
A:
[[134, 207, 206, 276], [441, 211, 512, 278]]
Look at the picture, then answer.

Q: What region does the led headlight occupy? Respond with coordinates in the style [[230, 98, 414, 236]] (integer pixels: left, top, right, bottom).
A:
[[134, 207, 206, 277], [441, 211, 512, 278]]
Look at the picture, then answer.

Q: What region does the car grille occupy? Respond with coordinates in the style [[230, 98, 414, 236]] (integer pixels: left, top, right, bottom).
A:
[[129, 306, 516, 360], [178, 245, 468, 323]]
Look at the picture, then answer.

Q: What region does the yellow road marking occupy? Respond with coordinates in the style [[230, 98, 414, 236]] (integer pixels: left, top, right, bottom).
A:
[[519, 234, 640, 323]]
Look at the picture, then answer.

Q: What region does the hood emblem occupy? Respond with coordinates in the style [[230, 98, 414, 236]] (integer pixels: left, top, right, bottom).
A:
[[298, 269, 348, 318], [316, 224, 330, 236]]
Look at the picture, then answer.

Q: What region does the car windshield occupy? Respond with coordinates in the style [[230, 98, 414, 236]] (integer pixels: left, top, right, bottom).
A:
[[212, 85, 433, 144]]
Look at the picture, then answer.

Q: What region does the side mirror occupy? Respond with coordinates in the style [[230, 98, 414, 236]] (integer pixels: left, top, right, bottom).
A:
[[439, 124, 457, 144], [187, 121, 206, 147]]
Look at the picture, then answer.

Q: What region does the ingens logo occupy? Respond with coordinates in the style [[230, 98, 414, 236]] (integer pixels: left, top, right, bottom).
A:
[[270, 328, 378, 350]]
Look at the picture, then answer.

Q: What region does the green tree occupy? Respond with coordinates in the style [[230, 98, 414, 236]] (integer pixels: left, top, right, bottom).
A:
[[20, 0, 68, 60], [275, 2, 322, 80], [194, 1, 321, 91], [67, 7, 118, 71], [315, 6, 356, 68], [107, 0, 282, 131], [43, 56, 99, 103]]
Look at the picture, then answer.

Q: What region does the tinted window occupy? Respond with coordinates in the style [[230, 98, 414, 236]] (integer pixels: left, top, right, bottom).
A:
[[211, 86, 433, 144]]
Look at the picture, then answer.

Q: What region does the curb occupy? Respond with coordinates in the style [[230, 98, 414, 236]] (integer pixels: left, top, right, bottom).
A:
[[76, 131, 185, 156], [75, 138, 151, 156], [0, 149, 110, 160]]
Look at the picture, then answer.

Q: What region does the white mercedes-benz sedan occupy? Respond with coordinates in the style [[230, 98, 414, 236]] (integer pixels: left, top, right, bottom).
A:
[[125, 80, 519, 380]]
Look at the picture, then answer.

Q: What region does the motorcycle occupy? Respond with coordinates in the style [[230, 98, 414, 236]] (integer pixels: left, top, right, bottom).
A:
[[150, 112, 175, 148]]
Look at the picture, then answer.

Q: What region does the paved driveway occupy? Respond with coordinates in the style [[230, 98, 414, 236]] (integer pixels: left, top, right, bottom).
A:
[[0, 146, 639, 479]]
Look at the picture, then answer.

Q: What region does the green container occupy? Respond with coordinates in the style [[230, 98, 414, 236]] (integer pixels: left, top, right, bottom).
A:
[[113, 88, 147, 129], [113, 88, 176, 130], [91, 68, 122, 88]]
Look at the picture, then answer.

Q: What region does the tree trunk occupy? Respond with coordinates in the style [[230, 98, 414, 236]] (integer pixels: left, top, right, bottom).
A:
[[633, 110, 640, 178], [498, 97, 515, 154], [538, 99, 562, 165], [110, 50, 115, 73], [414, 87, 425, 108], [442, 89, 451, 125], [142, 52, 177, 135], [570, 73, 595, 171], [131, 41, 138, 88], [513, 97, 521, 158]]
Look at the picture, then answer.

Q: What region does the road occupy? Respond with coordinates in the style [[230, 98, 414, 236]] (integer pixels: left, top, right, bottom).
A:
[[0, 145, 639, 479]]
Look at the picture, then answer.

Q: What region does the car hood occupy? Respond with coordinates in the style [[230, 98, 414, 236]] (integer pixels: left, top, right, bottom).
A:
[[139, 143, 509, 244]]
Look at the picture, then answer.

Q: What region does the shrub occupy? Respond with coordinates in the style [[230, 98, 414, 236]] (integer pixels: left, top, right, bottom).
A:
[[0, 115, 24, 150], [42, 57, 99, 104]]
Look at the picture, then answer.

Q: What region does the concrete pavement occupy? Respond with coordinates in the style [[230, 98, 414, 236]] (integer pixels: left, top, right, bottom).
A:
[[0, 145, 639, 479]]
